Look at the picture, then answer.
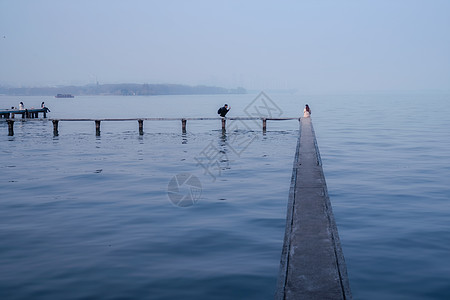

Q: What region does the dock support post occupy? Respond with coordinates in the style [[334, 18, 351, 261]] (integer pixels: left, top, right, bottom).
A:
[[95, 120, 101, 136], [52, 120, 59, 136], [138, 119, 144, 135], [221, 118, 226, 131], [7, 120, 14, 136], [181, 119, 187, 133], [262, 118, 267, 133]]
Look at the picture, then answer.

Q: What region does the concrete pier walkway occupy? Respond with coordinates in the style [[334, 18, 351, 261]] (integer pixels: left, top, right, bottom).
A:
[[276, 117, 352, 299]]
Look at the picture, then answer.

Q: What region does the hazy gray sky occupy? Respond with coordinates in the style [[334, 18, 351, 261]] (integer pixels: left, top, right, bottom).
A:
[[1, 0, 449, 93]]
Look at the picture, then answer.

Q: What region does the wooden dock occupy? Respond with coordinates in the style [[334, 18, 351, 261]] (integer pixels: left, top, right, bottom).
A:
[[2, 117, 298, 136], [275, 117, 352, 299], [0, 108, 49, 119]]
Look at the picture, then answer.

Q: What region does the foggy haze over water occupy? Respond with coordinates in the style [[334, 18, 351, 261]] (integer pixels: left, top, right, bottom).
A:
[[1, 0, 449, 94]]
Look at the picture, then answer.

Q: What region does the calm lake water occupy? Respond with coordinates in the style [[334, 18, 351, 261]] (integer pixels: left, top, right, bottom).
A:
[[1, 93, 449, 299]]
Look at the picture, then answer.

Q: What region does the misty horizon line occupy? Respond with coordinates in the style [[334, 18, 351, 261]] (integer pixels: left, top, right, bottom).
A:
[[0, 82, 246, 89], [0, 82, 248, 97], [1, 82, 448, 94]]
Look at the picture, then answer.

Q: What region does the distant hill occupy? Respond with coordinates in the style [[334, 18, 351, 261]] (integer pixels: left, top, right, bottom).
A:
[[0, 83, 247, 96]]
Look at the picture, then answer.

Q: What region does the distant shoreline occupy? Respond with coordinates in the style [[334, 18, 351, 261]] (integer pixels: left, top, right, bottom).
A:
[[0, 83, 246, 97]]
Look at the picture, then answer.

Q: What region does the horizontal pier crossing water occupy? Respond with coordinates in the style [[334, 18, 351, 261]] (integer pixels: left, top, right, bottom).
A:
[[276, 117, 352, 299], [2, 117, 298, 136]]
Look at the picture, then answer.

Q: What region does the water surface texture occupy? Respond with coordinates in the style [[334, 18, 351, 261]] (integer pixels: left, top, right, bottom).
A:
[[1, 93, 450, 299]]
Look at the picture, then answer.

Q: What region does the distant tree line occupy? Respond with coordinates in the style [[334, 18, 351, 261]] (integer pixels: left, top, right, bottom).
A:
[[0, 83, 247, 96]]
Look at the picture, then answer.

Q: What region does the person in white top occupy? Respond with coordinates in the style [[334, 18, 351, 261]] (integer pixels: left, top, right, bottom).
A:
[[303, 104, 311, 117], [19, 102, 24, 110]]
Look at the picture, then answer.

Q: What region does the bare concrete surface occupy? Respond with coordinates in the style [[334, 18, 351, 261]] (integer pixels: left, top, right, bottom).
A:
[[276, 117, 352, 300]]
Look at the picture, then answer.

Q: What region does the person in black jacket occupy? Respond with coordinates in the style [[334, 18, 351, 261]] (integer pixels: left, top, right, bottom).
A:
[[217, 104, 230, 117]]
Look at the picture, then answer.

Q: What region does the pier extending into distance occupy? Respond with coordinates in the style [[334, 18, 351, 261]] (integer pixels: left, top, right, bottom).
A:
[[276, 117, 352, 299], [1, 115, 352, 298]]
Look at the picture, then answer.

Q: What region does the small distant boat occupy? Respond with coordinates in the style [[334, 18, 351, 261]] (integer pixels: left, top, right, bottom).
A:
[[55, 94, 74, 98]]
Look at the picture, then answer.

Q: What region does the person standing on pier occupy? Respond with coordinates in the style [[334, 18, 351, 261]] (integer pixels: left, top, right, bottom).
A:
[[19, 102, 24, 110], [218, 104, 230, 117], [303, 104, 311, 118]]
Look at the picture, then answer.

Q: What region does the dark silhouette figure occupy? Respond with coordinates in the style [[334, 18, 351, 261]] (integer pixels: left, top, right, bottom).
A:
[[218, 104, 230, 117]]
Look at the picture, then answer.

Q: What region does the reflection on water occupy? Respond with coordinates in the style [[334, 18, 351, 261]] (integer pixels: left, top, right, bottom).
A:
[[0, 96, 301, 299], [1, 93, 450, 299]]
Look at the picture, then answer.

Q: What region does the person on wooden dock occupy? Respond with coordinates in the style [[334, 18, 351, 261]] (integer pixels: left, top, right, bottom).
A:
[[303, 104, 311, 118], [218, 104, 230, 117], [19, 102, 24, 110], [41, 102, 51, 112]]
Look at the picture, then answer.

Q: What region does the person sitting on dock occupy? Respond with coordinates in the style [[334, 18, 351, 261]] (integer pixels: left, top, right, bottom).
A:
[[41, 102, 51, 112], [303, 104, 311, 118], [218, 104, 230, 117], [19, 102, 24, 110]]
